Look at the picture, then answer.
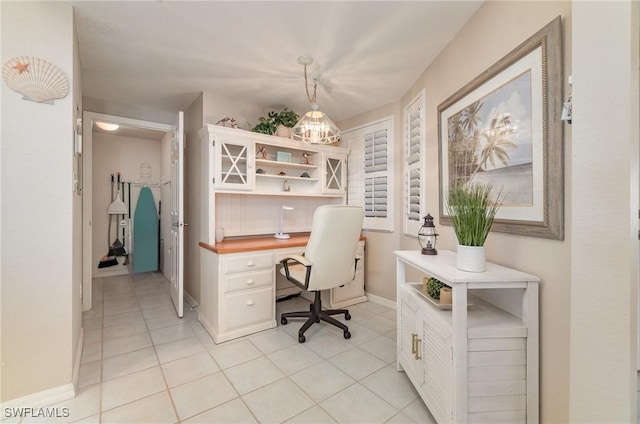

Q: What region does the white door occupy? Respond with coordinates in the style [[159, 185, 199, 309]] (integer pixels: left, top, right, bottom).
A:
[[170, 111, 185, 317]]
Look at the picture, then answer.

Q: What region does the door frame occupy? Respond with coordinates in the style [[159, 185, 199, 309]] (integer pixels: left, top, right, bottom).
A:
[[82, 111, 174, 311]]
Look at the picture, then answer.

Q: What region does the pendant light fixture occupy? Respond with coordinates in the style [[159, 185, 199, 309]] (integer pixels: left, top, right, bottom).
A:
[[291, 56, 340, 145]]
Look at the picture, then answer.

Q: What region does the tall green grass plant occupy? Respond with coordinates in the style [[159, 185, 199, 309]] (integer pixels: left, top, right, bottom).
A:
[[446, 183, 503, 246]]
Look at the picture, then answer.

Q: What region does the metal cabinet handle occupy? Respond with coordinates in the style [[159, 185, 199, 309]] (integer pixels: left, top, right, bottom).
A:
[[411, 333, 416, 355], [414, 337, 422, 360]]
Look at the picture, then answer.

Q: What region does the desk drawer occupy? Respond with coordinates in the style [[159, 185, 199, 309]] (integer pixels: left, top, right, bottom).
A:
[[225, 287, 274, 331], [225, 269, 273, 293], [224, 252, 273, 274]]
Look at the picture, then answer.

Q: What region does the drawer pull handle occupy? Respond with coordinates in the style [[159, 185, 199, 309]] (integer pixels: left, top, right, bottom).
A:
[[246, 261, 255, 267], [246, 279, 254, 285], [246, 300, 255, 306], [411, 333, 416, 355], [414, 337, 422, 361]]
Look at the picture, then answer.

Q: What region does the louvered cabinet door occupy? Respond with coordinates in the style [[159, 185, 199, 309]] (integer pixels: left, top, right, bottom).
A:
[[398, 284, 424, 385], [421, 315, 453, 424]]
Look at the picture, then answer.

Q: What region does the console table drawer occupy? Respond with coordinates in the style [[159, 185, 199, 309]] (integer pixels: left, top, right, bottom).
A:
[[224, 252, 273, 274], [225, 287, 274, 331], [225, 269, 273, 293]]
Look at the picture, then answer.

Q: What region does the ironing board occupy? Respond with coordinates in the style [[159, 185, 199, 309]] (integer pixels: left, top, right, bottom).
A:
[[133, 186, 159, 273]]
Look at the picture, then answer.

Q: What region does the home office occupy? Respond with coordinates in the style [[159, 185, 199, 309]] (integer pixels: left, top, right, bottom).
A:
[[2, 1, 638, 423]]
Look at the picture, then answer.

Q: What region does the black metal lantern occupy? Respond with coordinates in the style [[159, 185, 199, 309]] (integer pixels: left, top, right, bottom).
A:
[[418, 213, 438, 255]]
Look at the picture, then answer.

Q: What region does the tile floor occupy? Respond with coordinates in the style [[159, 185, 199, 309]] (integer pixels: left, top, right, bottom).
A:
[[24, 272, 437, 423]]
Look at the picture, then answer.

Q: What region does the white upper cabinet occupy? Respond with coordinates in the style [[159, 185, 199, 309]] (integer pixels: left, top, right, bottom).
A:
[[214, 136, 255, 190], [200, 124, 349, 197], [322, 155, 346, 194]]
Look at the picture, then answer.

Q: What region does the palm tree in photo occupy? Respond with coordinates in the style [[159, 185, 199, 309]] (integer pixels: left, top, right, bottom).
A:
[[468, 112, 517, 183], [448, 112, 466, 185], [455, 101, 483, 185]]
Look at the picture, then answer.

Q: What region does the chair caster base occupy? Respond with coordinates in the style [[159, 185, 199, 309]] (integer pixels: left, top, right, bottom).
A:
[[299, 334, 306, 343], [344, 331, 351, 339], [281, 318, 288, 325]]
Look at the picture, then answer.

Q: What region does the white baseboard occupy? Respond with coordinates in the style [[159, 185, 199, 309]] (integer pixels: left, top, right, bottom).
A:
[[184, 290, 198, 309], [0, 383, 75, 410], [0, 333, 82, 410], [365, 292, 397, 310], [72, 328, 84, 392]]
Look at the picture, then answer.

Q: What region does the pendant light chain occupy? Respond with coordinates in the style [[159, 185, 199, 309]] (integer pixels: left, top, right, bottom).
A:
[[303, 64, 317, 105]]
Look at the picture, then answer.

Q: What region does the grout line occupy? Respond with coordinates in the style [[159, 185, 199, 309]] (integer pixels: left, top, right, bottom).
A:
[[135, 274, 182, 423]]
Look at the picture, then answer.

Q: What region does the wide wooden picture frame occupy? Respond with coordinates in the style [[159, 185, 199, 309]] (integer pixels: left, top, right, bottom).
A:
[[438, 16, 563, 240]]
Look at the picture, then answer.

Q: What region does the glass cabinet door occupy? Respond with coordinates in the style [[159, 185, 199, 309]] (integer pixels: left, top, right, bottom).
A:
[[214, 138, 254, 190], [322, 155, 346, 194]]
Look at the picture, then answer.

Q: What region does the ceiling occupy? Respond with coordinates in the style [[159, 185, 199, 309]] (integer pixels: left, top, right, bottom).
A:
[[70, 1, 483, 125]]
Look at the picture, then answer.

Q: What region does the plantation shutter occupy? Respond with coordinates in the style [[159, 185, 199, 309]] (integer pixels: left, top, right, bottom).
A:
[[404, 91, 425, 235], [345, 131, 363, 209], [345, 118, 393, 231]]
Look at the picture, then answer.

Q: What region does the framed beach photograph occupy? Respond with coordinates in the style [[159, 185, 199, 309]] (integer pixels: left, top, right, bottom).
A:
[[438, 16, 563, 240]]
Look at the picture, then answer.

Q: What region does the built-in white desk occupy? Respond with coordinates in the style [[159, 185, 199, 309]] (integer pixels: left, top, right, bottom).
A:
[[199, 234, 366, 343]]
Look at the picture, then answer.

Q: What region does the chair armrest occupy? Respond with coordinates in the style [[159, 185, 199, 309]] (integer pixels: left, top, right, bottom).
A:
[[280, 255, 313, 289], [280, 254, 312, 267]]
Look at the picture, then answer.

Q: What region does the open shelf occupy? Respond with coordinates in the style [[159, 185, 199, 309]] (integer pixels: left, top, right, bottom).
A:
[[256, 174, 318, 182], [256, 159, 317, 169]]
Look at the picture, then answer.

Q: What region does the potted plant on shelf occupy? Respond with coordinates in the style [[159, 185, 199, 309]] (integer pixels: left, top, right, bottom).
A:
[[424, 277, 451, 305], [251, 108, 300, 138], [446, 183, 503, 272]]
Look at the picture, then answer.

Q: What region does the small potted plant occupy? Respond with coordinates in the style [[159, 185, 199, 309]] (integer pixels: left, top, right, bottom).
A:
[[446, 183, 503, 272], [424, 277, 451, 304], [251, 108, 299, 138]]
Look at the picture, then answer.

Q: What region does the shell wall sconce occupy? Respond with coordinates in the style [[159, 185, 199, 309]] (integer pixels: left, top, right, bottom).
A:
[[2, 56, 69, 104]]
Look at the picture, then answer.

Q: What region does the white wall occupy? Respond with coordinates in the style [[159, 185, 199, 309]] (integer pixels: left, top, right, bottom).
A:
[[569, 1, 639, 421], [84, 97, 175, 126], [1, 1, 79, 402], [91, 132, 162, 275]]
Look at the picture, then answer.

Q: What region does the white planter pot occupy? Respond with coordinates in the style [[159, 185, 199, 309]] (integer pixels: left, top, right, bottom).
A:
[[456, 244, 486, 272]]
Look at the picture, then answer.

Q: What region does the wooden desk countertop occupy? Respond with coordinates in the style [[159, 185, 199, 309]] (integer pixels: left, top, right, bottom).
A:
[[199, 233, 365, 254]]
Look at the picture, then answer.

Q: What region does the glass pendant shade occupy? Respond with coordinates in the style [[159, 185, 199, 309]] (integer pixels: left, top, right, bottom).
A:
[[291, 103, 340, 145]]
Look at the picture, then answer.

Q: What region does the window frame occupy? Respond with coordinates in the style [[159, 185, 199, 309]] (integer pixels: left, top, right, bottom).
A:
[[403, 90, 426, 236], [344, 116, 394, 232]]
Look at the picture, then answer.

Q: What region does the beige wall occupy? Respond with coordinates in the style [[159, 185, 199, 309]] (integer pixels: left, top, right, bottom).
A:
[[1, 2, 79, 402], [340, 1, 574, 421], [569, 1, 639, 421]]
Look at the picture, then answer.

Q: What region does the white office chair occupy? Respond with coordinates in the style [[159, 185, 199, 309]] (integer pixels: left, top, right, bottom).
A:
[[280, 205, 364, 343]]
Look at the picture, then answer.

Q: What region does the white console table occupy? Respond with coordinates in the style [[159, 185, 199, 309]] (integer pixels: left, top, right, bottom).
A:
[[395, 250, 540, 424]]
